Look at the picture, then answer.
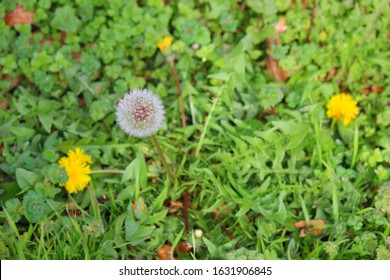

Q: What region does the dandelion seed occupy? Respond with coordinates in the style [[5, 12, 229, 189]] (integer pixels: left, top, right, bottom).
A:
[[326, 93, 359, 126], [157, 36, 173, 52], [116, 89, 165, 138], [58, 148, 93, 194]]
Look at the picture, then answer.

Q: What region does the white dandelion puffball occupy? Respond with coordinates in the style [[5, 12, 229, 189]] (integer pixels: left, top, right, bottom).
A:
[[116, 89, 165, 138]]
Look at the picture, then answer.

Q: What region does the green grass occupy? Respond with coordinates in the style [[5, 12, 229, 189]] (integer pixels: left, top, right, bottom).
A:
[[0, 0, 389, 260]]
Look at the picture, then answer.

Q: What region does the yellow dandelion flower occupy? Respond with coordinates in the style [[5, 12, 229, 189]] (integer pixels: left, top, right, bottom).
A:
[[157, 36, 173, 52], [58, 148, 93, 194], [326, 93, 359, 126]]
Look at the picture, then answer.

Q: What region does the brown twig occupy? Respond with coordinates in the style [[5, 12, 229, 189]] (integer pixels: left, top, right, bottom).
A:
[[167, 59, 186, 128], [183, 188, 190, 233], [306, 0, 316, 43]]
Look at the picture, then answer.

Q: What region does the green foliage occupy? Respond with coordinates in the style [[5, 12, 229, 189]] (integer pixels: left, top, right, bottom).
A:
[[22, 190, 46, 223], [51, 6, 81, 33], [0, 0, 389, 260]]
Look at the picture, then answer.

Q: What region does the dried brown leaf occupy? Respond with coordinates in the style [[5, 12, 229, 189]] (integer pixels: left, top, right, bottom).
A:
[[177, 242, 192, 253], [265, 53, 290, 83], [325, 68, 338, 81], [72, 52, 82, 63], [3, 74, 22, 88], [371, 85, 383, 93], [40, 37, 54, 46], [157, 244, 174, 260], [0, 101, 9, 109], [275, 16, 287, 35], [266, 17, 291, 83], [4, 5, 35, 27], [361, 86, 371, 95], [166, 200, 183, 216], [293, 219, 325, 237]]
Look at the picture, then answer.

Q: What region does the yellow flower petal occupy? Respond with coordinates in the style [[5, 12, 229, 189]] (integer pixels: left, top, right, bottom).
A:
[[326, 93, 359, 126], [157, 36, 173, 52], [58, 148, 92, 194]]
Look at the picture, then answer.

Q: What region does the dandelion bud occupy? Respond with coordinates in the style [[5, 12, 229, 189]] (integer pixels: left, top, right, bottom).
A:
[[194, 229, 203, 239], [116, 89, 165, 138]]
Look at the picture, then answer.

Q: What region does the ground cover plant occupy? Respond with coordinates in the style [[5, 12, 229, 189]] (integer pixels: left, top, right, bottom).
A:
[[0, 0, 389, 260]]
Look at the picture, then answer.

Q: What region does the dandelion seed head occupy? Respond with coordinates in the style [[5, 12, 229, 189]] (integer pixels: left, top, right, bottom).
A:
[[116, 89, 165, 138]]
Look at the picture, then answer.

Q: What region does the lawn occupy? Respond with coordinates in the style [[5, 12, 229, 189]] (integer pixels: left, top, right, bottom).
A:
[[0, 0, 389, 260]]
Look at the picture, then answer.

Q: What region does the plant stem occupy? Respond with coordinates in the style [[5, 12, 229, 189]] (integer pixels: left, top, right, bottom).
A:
[[151, 134, 175, 184], [306, 0, 316, 43], [91, 170, 125, 174], [351, 120, 359, 168], [167, 58, 186, 128], [183, 188, 190, 233]]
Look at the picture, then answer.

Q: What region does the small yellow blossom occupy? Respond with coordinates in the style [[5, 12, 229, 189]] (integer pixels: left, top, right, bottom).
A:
[[157, 36, 173, 52], [58, 148, 93, 194], [326, 93, 359, 126]]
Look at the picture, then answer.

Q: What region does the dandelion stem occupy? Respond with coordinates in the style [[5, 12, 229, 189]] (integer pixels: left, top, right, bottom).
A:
[[91, 169, 125, 174], [151, 134, 175, 184], [167, 58, 186, 128]]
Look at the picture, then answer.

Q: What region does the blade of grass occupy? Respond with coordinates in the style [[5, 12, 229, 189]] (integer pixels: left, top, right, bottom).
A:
[[322, 160, 340, 223], [1, 204, 26, 259], [351, 120, 359, 168], [299, 192, 310, 225], [195, 74, 232, 157]]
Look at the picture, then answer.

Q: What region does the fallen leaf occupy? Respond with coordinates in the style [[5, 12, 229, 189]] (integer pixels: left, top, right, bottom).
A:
[[338, 84, 347, 93], [4, 4, 35, 27], [361, 86, 371, 95], [165, 200, 183, 216], [157, 244, 174, 260], [293, 219, 325, 237], [265, 53, 290, 83], [3, 74, 22, 88], [66, 202, 83, 217], [0, 101, 9, 109], [275, 17, 287, 35], [177, 242, 193, 253], [325, 67, 338, 81], [371, 85, 383, 93], [40, 37, 54, 46], [212, 205, 231, 220], [72, 52, 82, 63], [264, 108, 276, 115], [266, 17, 291, 82]]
